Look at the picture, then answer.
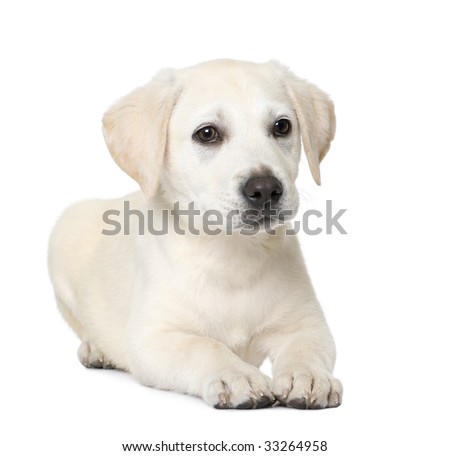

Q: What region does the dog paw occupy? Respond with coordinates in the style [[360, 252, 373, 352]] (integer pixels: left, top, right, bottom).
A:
[[273, 368, 342, 409], [77, 341, 115, 369], [204, 367, 275, 409]]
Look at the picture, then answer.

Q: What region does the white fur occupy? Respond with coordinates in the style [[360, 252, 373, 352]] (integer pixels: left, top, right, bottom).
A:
[[48, 59, 342, 409]]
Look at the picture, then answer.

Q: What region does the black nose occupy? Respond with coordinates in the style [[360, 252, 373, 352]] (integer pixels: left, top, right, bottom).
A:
[[243, 176, 283, 209]]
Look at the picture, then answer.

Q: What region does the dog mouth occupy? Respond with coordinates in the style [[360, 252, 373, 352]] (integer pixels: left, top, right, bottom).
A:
[[235, 206, 294, 231]]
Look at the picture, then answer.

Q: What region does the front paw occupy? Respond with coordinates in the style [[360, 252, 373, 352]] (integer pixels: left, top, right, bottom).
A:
[[203, 367, 276, 409], [273, 368, 342, 409]]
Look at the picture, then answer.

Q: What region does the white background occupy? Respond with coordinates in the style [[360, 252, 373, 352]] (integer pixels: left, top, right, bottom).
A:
[[1, 1, 449, 455]]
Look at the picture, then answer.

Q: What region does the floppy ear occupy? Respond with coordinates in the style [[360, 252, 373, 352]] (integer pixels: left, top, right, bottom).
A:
[[282, 68, 336, 185], [102, 69, 179, 198]]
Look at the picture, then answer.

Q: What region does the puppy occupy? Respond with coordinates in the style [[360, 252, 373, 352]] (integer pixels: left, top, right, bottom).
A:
[[48, 59, 342, 409]]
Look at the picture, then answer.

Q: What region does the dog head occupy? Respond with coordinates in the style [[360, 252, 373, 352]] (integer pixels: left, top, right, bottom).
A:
[[103, 60, 335, 231]]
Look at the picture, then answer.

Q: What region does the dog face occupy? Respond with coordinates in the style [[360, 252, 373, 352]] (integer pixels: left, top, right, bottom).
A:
[[163, 60, 301, 228], [103, 60, 335, 230]]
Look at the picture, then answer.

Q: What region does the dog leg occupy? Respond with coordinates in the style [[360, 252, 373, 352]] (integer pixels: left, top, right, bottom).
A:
[[270, 330, 342, 409], [127, 331, 275, 409], [77, 340, 115, 369]]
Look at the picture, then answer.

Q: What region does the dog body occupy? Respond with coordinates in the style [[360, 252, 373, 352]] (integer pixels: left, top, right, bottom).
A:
[[49, 60, 342, 409]]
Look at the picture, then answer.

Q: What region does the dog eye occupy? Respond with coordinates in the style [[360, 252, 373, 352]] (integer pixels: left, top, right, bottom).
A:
[[273, 118, 291, 137], [195, 126, 219, 143]]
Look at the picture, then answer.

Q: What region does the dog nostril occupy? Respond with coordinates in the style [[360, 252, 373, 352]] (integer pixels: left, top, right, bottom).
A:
[[272, 189, 282, 197], [250, 191, 262, 200]]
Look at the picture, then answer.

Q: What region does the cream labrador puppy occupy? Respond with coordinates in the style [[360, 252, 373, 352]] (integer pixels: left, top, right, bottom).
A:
[[48, 59, 342, 409]]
